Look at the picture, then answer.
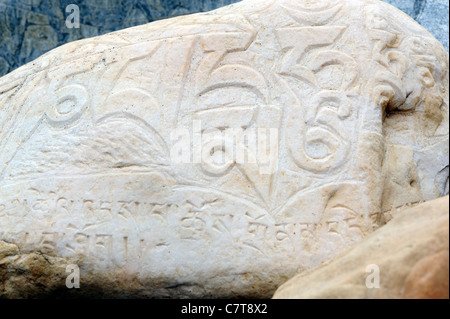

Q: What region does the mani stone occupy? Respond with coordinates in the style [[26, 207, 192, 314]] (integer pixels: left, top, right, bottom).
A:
[[273, 196, 450, 299], [0, 0, 448, 298]]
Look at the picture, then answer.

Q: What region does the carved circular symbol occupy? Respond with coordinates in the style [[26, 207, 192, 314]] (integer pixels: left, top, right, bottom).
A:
[[45, 84, 88, 128], [200, 135, 235, 176]]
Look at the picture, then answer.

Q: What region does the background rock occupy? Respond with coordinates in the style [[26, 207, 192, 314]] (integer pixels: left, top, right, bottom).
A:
[[273, 196, 449, 299], [0, 0, 448, 77]]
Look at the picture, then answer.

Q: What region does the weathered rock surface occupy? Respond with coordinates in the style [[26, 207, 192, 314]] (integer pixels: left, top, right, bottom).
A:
[[273, 196, 449, 299], [0, 240, 71, 298], [0, 0, 448, 298], [0, 0, 448, 78], [0, 240, 220, 298]]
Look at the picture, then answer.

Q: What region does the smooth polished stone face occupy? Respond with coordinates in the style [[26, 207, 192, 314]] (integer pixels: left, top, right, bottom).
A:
[[0, 0, 448, 297]]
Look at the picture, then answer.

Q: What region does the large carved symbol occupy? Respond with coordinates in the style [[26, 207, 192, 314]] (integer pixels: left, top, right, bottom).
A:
[[365, 5, 445, 135], [289, 91, 354, 173], [170, 27, 281, 204], [45, 84, 89, 129], [275, 26, 358, 173], [0, 78, 91, 182], [365, 6, 409, 114], [194, 62, 269, 177]]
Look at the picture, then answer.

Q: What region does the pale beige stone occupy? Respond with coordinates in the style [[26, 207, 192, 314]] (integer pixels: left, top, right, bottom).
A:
[[0, 0, 448, 297], [273, 196, 449, 299]]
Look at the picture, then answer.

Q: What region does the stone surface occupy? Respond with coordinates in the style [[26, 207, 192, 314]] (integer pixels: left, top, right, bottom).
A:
[[0, 0, 448, 78], [0, 0, 448, 298], [0, 240, 195, 298], [0, 240, 71, 298], [273, 196, 449, 299]]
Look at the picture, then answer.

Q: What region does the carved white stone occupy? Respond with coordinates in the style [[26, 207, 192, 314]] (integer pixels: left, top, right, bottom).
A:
[[0, 0, 448, 297]]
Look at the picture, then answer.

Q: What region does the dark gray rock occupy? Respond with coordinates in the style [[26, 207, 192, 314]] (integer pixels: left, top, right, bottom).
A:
[[0, 0, 448, 77]]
